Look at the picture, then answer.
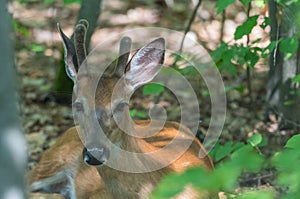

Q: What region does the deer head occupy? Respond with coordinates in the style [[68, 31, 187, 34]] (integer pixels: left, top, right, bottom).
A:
[[58, 20, 165, 167]]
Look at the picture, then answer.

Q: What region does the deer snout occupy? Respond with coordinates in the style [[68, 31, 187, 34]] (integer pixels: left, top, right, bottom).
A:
[[83, 146, 109, 166]]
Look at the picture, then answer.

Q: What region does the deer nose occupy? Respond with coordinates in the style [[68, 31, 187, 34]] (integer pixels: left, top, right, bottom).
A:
[[82, 146, 109, 166]]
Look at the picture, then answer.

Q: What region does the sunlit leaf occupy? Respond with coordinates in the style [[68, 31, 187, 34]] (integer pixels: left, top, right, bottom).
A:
[[248, 134, 263, 147], [239, 190, 274, 199], [285, 134, 300, 149]]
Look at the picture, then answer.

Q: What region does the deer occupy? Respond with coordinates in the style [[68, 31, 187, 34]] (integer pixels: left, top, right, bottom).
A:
[[28, 19, 214, 199]]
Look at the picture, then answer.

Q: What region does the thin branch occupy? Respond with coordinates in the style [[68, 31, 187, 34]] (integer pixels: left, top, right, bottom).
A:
[[179, 0, 202, 52], [246, 3, 253, 106], [220, 10, 226, 42]]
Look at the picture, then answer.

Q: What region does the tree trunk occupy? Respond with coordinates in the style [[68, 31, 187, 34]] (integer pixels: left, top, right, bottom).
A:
[[0, 1, 27, 198], [266, 0, 300, 130], [53, 0, 102, 103]]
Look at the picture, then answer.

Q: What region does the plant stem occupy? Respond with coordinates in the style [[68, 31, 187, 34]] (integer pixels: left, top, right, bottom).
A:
[[179, 0, 202, 52], [246, 3, 253, 106]]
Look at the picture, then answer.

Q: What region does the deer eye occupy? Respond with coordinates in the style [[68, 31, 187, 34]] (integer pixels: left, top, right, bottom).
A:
[[96, 108, 104, 122], [113, 102, 128, 114], [73, 101, 84, 112]]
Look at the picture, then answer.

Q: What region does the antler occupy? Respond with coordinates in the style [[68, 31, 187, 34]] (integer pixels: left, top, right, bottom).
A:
[[115, 36, 132, 77], [74, 19, 88, 67]]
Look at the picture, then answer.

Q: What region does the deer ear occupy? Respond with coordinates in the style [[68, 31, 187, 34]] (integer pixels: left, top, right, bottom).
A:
[[124, 38, 165, 89], [57, 23, 78, 82]]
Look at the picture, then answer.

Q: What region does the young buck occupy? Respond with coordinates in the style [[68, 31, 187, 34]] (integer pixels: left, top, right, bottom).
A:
[[28, 19, 214, 199]]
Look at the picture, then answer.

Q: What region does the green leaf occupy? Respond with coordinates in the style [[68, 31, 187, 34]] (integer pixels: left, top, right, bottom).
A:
[[129, 109, 137, 117], [215, 142, 235, 162], [44, 0, 55, 4], [262, 41, 277, 58], [129, 109, 147, 118], [239, 190, 274, 199], [279, 37, 299, 55], [252, 38, 262, 44], [216, 0, 236, 14], [143, 83, 164, 95], [283, 100, 295, 106], [30, 44, 45, 53], [260, 16, 270, 29], [292, 74, 300, 83], [231, 145, 264, 172], [253, 0, 267, 7], [275, 0, 299, 6], [212, 44, 236, 76], [13, 19, 30, 38], [176, 66, 198, 76], [151, 173, 186, 198], [245, 48, 259, 68], [258, 136, 268, 147], [234, 15, 259, 40], [63, 0, 81, 4], [285, 134, 300, 149], [248, 134, 263, 147], [240, 0, 251, 5]]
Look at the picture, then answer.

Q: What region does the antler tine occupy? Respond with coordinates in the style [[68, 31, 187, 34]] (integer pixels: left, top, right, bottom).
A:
[[115, 36, 132, 77], [78, 19, 89, 30], [74, 22, 88, 67]]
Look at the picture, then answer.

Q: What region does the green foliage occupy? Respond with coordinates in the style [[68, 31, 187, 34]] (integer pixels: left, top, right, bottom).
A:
[[238, 190, 274, 199], [253, 0, 267, 7], [272, 134, 300, 198], [152, 134, 300, 199], [216, 0, 235, 14], [225, 85, 245, 93], [143, 83, 165, 95], [234, 15, 259, 40], [260, 16, 270, 29], [129, 109, 147, 119], [291, 74, 300, 83], [247, 133, 262, 147], [275, 0, 300, 6], [279, 37, 299, 59], [30, 43, 45, 53], [209, 141, 244, 162], [261, 41, 277, 58], [211, 42, 262, 76], [211, 42, 237, 76], [12, 19, 30, 38], [151, 138, 265, 198], [240, 0, 252, 5], [44, 0, 56, 4], [63, 0, 81, 5], [20, 0, 80, 5]]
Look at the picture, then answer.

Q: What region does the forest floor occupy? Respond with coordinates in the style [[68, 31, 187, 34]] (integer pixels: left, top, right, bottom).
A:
[[12, 0, 296, 195]]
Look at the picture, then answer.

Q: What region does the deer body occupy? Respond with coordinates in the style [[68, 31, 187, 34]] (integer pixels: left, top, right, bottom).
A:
[[28, 20, 213, 199]]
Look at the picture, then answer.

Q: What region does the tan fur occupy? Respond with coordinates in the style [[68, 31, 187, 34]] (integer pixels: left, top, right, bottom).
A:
[[29, 34, 214, 198], [29, 121, 213, 199]]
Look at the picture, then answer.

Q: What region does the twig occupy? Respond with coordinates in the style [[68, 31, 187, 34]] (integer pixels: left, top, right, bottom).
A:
[[245, 3, 253, 106], [240, 172, 274, 184], [220, 10, 226, 42], [178, 0, 203, 52]]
